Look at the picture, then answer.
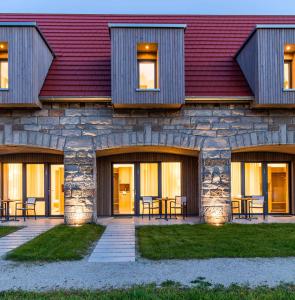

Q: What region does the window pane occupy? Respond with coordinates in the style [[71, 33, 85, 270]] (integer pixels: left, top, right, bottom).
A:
[[140, 163, 159, 215], [245, 163, 262, 196], [140, 163, 158, 197], [162, 162, 181, 214], [268, 163, 289, 214], [0, 42, 8, 89], [50, 165, 65, 215], [26, 164, 45, 215], [284, 62, 291, 89], [27, 164, 44, 198], [3, 163, 22, 216], [139, 62, 155, 89], [231, 162, 241, 214]]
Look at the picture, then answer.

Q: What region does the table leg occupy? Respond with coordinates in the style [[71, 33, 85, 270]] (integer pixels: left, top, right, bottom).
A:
[[164, 200, 168, 221]]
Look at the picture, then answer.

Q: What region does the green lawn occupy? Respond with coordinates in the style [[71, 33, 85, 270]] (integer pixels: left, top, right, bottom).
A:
[[6, 224, 104, 262], [0, 285, 295, 299], [137, 223, 295, 260], [0, 226, 20, 237]]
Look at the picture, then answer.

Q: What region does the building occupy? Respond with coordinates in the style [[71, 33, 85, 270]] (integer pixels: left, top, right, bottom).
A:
[[0, 14, 295, 224]]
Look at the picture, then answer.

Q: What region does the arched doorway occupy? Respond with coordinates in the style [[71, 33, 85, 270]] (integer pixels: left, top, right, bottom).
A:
[[96, 147, 199, 217]]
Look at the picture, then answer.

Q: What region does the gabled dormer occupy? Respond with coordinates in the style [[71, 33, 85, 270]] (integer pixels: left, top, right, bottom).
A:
[[109, 23, 186, 108], [0, 22, 54, 107], [236, 25, 295, 107]]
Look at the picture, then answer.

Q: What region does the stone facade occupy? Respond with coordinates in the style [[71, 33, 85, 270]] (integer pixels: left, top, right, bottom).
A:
[[1, 102, 295, 223]]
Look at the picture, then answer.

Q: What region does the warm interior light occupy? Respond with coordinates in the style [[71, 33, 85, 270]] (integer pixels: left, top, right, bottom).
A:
[[0, 44, 4, 49], [145, 45, 149, 50], [286, 45, 291, 51]]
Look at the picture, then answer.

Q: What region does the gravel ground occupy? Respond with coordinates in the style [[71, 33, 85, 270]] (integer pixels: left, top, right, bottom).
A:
[[1, 257, 295, 291]]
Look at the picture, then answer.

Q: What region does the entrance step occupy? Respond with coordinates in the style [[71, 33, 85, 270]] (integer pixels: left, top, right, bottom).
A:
[[88, 219, 135, 263]]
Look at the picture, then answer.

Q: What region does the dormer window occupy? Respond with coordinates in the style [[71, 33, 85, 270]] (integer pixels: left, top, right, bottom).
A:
[[284, 44, 295, 89], [137, 43, 158, 90], [0, 42, 8, 89]]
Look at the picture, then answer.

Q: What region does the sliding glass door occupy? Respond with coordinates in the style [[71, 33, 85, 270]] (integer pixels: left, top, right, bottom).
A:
[[231, 161, 290, 214], [2, 163, 64, 217]]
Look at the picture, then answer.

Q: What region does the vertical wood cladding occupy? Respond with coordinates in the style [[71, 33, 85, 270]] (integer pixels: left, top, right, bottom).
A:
[[236, 26, 295, 106], [0, 24, 53, 107], [97, 152, 198, 216], [110, 24, 185, 108]]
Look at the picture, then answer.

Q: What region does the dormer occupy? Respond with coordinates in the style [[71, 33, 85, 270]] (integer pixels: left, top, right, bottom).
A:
[[109, 23, 186, 108], [236, 25, 295, 107], [0, 22, 54, 107]]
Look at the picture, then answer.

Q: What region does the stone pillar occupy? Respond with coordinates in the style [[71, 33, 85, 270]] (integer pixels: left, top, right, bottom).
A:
[[64, 137, 96, 225], [199, 138, 231, 225]]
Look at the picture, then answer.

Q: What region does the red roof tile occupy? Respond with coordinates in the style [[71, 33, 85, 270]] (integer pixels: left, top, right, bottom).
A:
[[1, 14, 295, 97]]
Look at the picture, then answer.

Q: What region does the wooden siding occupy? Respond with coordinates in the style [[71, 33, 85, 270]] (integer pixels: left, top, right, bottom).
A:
[[0, 26, 53, 107], [110, 26, 185, 108], [0, 153, 63, 163], [236, 32, 258, 96], [97, 152, 198, 216], [237, 27, 295, 106]]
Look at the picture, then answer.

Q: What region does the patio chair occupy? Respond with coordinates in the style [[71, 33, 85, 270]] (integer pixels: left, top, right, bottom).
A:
[[170, 196, 187, 219], [141, 196, 160, 220], [230, 199, 241, 220], [0, 201, 6, 221], [15, 197, 37, 221], [249, 196, 265, 220]]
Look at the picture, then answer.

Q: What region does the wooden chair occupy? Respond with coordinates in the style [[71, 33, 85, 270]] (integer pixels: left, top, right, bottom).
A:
[[0, 201, 6, 221], [231, 199, 241, 220], [249, 196, 265, 220], [170, 196, 188, 219], [141, 196, 160, 220], [15, 198, 37, 221]]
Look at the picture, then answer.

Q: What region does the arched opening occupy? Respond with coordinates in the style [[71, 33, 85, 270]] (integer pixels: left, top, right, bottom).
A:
[[0, 146, 64, 218], [96, 147, 199, 217], [231, 146, 295, 216]]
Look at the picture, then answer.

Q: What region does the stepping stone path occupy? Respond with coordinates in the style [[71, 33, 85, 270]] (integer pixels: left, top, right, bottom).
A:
[[88, 218, 135, 262], [0, 220, 61, 257]]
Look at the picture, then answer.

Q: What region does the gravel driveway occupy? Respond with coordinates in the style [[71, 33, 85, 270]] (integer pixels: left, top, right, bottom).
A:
[[1, 257, 295, 291]]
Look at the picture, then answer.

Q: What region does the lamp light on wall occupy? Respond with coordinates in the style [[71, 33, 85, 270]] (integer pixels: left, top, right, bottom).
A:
[[202, 203, 230, 226]]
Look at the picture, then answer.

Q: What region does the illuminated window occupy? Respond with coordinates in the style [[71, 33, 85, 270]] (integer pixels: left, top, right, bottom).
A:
[[245, 163, 262, 196], [0, 42, 8, 89], [137, 43, 158, 89], [284, 44, 295, 89]]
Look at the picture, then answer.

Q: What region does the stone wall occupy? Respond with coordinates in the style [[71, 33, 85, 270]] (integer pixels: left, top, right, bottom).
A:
[[1, 102, 295, 223]]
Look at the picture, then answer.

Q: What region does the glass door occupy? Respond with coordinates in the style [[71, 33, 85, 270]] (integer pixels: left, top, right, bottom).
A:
[[50, 165, 64, 216], [113, 164, 135, 215], [267, 163, 289, 214], [26, 164, 45, 216]]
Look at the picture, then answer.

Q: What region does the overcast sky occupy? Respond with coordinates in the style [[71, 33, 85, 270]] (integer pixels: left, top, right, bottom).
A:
[[1, 0, 295, 15]]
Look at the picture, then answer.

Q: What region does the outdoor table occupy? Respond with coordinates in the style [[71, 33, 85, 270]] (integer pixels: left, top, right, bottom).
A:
[[234, 197, 253, 219], [155, 197, 175, 221], [1, 199, 21, 222]]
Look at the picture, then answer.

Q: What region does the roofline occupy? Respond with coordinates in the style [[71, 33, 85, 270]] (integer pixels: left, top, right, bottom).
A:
[[256, 24, 295, 29], [0, 21, 55, 57], [235, 23, 295, 58], [108, 23, 187, 29]]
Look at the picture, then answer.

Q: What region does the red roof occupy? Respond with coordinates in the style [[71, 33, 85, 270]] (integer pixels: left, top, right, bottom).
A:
[[1, 14, 295, 97]]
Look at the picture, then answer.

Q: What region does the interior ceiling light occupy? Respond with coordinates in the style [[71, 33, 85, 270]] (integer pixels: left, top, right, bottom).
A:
[[286, 45, 291, 51], [145, 45, 149, 50], [0, 44, 4, 49]]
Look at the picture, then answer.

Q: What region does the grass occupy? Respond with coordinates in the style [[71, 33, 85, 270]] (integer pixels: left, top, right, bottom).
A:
[[0, 226, 20, 237], [0, 284, 295, 299], [6, 224, 104, 262], [137, 223, 295, 259]]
